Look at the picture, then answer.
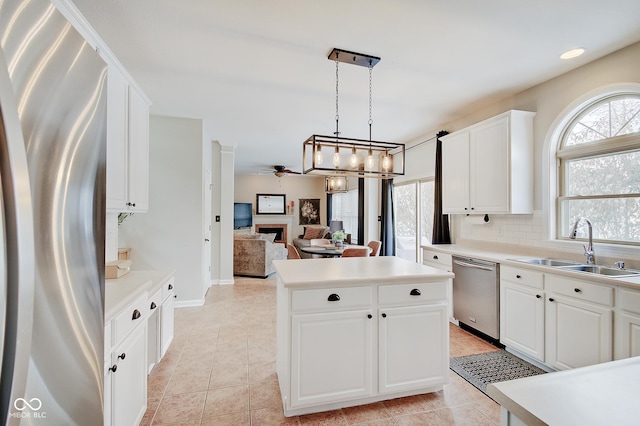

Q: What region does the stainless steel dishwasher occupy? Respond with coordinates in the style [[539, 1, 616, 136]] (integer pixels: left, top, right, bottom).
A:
[[452, 256, 500, 341]]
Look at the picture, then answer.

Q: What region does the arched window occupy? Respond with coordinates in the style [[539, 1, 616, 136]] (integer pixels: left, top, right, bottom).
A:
[[556, 94, 640, 244]]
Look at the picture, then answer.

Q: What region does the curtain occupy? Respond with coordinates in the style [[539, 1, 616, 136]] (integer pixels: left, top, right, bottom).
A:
[[432, 130, 451, 244], [326, 193, 333, 224], [380, 178, 395, 256], [357, 178, 364, 245]]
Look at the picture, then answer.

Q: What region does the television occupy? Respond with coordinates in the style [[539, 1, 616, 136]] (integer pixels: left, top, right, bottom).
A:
[[234, 203, 253, 228]]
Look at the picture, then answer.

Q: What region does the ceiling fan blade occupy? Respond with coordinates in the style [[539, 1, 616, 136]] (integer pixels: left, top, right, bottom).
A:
[[283, 169, 301, 174]]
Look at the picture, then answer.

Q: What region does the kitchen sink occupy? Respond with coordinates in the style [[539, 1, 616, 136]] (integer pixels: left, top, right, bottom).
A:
[[556, 264, 640, 277], [511, 258, 580, 267]]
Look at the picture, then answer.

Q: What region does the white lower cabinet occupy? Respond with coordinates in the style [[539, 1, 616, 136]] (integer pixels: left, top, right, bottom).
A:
[[544, 274, 613, 370], [107, 322, 147, 426], [378, 303, 448, 394], [422, 248, 454, 322], [160, 278, 175, 357], [615, 287, 640, 359], [281, 280, 448, 416], [500, 266, 545, 361], [545, 294, 612, 370], [291, 310, 373, 407]]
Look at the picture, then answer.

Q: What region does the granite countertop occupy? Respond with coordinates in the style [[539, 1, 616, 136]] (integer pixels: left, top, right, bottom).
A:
[[273, 256, 453, 288], [421, 244, 640, 288], [105, 269, 175, 323], [486, 356, 640, 426]]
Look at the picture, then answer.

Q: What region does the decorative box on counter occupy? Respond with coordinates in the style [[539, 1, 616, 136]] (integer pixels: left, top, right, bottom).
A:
[[105, 259, 132, 279], [118, 247, 131, 260]]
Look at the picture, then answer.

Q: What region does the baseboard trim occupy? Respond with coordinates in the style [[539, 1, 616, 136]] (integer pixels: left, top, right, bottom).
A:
[[174, 298, 205, 308]]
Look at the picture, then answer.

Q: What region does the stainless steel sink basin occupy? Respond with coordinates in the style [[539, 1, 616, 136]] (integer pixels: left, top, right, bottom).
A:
[[512, 258, 580, 267], [557, 264, 640, 277]]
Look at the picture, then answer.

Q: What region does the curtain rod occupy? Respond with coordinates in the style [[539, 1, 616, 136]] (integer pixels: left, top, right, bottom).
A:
[[406, 130, 448, 151]]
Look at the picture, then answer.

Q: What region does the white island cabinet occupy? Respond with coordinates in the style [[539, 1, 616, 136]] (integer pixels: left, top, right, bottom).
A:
[[274, 257, 453, 417]]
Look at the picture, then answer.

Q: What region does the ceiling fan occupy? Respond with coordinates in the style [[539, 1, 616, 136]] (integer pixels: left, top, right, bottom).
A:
[[264, 165, 301, 177]]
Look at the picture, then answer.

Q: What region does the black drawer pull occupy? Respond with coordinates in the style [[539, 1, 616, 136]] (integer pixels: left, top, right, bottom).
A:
[[536, 294, 542, 299], [168, 284, 173, 290], [118, 352, 126, 360], [516, 275, 522, 279], [367, 314, 372, 319], [433, 255, 438, 260], [549, 298, 555, 302], [150, 302, 157, 310], [109, 365, 117, 373], [327, 293, 340, 302], [410, 289, 421, 296], [381, 313, 387, 318], [574, 288, 581, 293], [132, 309, 141, 320]]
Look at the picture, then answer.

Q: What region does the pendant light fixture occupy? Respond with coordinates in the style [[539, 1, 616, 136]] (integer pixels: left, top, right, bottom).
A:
[[303, 48, 405, 179]]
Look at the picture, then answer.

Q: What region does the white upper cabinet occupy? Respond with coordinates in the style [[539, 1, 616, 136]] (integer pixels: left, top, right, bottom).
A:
[[126, 86, 150, 212], [441, 110, 535, 215], [104, 65, 150, 213]]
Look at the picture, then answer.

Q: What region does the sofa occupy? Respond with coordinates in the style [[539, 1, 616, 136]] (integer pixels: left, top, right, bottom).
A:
[[292, 225, 351, 259], [233, 233, 287, 278]]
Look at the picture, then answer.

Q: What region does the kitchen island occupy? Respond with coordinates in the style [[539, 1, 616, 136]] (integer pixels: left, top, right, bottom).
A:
[[273, 256, 454, 417]]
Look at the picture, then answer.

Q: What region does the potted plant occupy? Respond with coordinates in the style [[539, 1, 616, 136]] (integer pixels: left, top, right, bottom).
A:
[[332, 230, 346, 247]]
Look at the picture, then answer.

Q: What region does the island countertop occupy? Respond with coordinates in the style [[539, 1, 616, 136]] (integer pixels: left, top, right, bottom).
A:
[[273, 256, 454, 288], [486, 356, 640, 426]]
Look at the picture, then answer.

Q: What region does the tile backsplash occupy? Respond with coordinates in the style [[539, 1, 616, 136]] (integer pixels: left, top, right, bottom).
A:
[[453, 210, 546, 247]]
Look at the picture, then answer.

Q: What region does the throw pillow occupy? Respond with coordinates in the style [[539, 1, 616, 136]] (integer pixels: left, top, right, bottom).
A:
[[303, 226, 325, 240]]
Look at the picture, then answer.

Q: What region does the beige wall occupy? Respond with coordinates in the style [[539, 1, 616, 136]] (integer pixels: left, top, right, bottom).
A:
[[234, 174, 326, 237]]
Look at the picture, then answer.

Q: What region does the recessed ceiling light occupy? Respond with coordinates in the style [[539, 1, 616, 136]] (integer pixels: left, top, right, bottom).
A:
[[560, 48, 585, 60]]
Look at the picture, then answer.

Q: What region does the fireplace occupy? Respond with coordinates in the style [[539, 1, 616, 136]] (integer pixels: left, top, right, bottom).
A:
[[255, 224, 287, 244]]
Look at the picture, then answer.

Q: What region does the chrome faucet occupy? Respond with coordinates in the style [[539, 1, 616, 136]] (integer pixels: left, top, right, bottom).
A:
[[569, 218, 595, 264]]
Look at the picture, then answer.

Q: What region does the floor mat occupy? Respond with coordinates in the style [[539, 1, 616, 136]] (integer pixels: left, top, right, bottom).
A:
[[450, 350, 547, 394]]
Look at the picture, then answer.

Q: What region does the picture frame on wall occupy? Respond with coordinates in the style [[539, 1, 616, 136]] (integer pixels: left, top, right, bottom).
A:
[[256, 194, 286, 214], [299, 198, 320, 225]]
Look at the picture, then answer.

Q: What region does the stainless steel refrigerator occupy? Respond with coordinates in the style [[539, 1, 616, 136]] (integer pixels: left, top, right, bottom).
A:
[[0, 0, 106, 424]]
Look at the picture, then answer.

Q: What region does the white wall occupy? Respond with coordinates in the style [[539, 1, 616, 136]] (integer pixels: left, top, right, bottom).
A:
[[406, 41, 640, 256], [119, 115, 208, 305], [234, 174, 325, 237]]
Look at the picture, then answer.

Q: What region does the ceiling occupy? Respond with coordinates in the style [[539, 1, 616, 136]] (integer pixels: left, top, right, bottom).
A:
[[72, 0, 640, 175]]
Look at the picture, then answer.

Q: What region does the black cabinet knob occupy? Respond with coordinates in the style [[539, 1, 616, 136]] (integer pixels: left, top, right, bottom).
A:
[[132, 309, 141, 320], [381, 313, 387, 318], [549, 298, 555, 302], [109, 365, 117, 373], [433, 255, 438, 260], [516, 275, 522, 279], [471, 207, 475, 210], [536, 294, 542, 299], [118, 353, 126, 360], [168, 284, 173, 290], [367, 314, 372, 319], [410, 289, 421, 296], [574, 288, 581, 293], [150, 302, 157, 310], [327, 293, 340, 302]]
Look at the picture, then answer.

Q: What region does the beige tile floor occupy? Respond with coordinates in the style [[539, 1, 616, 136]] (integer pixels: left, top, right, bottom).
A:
[[142, 276, 501, 425]]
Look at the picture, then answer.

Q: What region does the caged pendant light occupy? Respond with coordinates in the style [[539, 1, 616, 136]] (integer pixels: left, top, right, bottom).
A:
[[302, 48, 405, 180]]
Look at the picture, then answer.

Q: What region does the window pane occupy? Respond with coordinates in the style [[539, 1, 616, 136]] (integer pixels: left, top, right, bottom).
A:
[[420, 181, 434, 246], [611, 97, 640, 136], [565, 150, 640, 196], [394, 183, 416, 262], [331, 189, 359, 244], [560, 197, 640, 243], [564, 96, 640, 146]]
